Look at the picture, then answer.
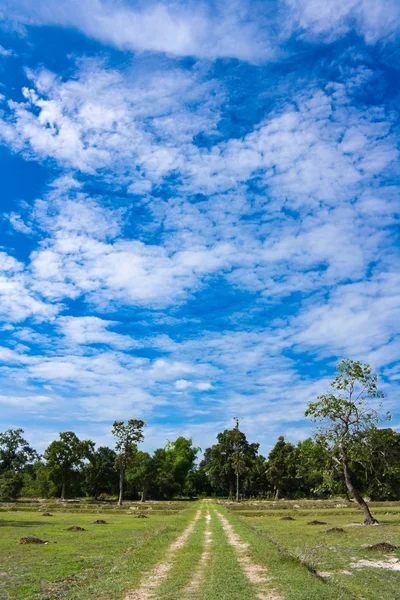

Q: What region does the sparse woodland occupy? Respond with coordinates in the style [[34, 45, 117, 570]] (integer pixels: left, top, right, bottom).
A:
[[1, 361, 399, 507]]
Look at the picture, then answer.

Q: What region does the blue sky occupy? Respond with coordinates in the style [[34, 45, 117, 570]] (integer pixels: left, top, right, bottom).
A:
[[0, 0, 399, 456]]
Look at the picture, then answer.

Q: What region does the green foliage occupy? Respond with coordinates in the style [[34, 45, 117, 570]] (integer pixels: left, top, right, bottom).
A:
[[44, 431, 94, 499], [201, 425, 259, 498], [0, 470, 24, 499], [305, 359, 388, 444], [83, 446, 119, 498], [0, 428, 38, 473], [112, 419, 146, 470], [266, 436, 297, 499]]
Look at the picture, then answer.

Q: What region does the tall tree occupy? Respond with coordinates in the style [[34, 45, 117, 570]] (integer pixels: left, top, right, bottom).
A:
[[203, 424, 259, 500], [306, 359, 389, 524], [354, 428, 400, 500], [266, 436, 297, 499], [44, 432, 94, 501], [0, 429, 38, 499], [83, 446, 119, 498], [128, 450, 155, 502], [112, 419, 145, 506]]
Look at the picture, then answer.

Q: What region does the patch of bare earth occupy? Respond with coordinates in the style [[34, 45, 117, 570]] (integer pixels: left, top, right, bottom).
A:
[[350, 557, 400, 571], [215, 510, 282, 600], [181, 511, 213, 598], [124, 509, 202, 600]]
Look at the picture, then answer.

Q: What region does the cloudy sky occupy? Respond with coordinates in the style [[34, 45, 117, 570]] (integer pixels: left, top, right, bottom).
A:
[[0, 0, 399, 455]]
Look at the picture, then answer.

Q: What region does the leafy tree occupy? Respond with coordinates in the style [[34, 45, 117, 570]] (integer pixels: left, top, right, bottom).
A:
[[112, 419, 145, 505], [295, 438, 332, 497], [44, 432, 94, 500], [203, 424, 259, 500], [266, 436, 297, 499], [151, 437, 199, 499], [21, 460, 56, 498], [166, 437, 199, 496], [0, 429, 38, 473], [243, 454, 269, 498], [127, 450, 155, 501], [83, 446, 119, 498], [0, 429, 38, 499], [353, 428, 400, 500], [306, 359, 389, 524]]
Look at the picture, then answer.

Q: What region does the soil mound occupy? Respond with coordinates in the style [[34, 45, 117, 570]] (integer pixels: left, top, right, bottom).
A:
[[66, 526, 86, 531], [307, 520, 327, 525], [20, 537, 47, 544], [326, 527, 345, 533], [135, 513, 148, 518], [93, 519, 108, 524], [42, 512, 53, 516], [280, 516, 295, 521], [367, 542, 397, 552]]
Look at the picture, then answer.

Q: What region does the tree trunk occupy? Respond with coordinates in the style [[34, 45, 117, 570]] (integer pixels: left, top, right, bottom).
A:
[[275, 485, 281, 500], [61, 479, 66, 501], [141, 485, 147, 502], [228, 482, 233, 500], [236, 471, 240, 503], [118, 467, 124, 506], [340, 445, 377, 524]]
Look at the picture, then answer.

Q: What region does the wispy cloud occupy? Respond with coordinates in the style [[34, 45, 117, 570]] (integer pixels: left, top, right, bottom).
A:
[[0, 1, 398, 453]]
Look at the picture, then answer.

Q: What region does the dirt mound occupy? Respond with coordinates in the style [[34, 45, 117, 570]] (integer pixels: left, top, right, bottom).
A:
[[367, 542, 397, 552], [42, 512, 53, 516], [93, 519, 108, 524], [135, 513, 148, 518], [66, 526, 86, 532], [280, 516, 295, 521], [20, 537, 47, 544], [307, 520, 327, 525], [326, 527, 345, 533]]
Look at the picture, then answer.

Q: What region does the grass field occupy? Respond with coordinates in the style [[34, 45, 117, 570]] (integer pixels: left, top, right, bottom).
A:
[[0, 498, 399, 599]]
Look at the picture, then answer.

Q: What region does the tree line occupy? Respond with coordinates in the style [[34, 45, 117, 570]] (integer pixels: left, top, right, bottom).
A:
[[1, 360, 399, 522]]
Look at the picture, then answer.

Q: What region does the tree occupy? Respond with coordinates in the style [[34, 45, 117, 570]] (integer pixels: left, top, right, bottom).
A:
[[0, 429, 38, 499], [0, 429, 38, 473], [306, 359, 389, 524], [295, 438, 333, 498], [353, 428, 400, 500], [83, 446, 119, 498], [150, 437, 199, 499], [112, 419, 145, 505], [202, 423, 259, 500], [243, 454, 269, 498], [44, 432, 94, 500], [231, 418, 246, 502], [266, 436, 297, 499], [127, 450, 155, 501]]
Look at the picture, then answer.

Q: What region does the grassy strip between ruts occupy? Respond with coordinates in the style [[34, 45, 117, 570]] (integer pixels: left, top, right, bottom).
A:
[[202, 506, 258, 600], [0, 502, 199, 600], [217, 505, 355, 600], [152, 505, 207, 600]]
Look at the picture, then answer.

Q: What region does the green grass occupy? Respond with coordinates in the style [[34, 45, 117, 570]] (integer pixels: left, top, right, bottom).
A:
[[0, 501, 197, 600], [222, 500, 400, 600], [1, 499, 400, 600], [201, 508, 257, 600]]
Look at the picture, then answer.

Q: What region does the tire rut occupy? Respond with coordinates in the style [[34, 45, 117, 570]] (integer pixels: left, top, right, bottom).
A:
[[124, 509, 202, 600], [180, 510, 213, 599], [215, 510, 283, 600]]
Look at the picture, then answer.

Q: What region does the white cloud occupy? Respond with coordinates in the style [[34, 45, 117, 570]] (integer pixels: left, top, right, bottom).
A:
[[5, 0, 278, 62], [0, 394, 54, 408], [283, 0, 400, 45], [175, 378, 192, 390], [0, 45, 13, 57], [57, 316, 136, 349], [0, 251, 60, 323]]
